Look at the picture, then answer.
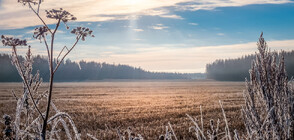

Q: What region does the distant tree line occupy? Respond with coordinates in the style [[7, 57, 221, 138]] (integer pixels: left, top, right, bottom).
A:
[[206, 50, 294, 81], [0, 53, 204, 82]]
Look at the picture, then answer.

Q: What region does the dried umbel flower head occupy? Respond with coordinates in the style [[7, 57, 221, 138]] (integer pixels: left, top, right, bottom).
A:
[[33, 26, 48, 41], [46, 8, 77, 29], [1, 35, 27, 47], [46, 8, 77, 24], [18, 0, 43, 5], [71, 27, 94, 41]]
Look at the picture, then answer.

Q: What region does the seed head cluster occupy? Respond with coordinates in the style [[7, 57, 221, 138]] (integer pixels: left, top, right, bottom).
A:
[[33, 26, 49, 41], [71, 27, 95, 41], [46, 8, 77, 23], [18, 0, 41, 5], [1, 35, 27, 47], [33, 26, 48, 41]]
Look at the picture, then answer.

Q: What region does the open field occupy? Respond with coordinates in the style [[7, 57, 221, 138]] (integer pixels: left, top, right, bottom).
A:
[[0, 80, 246, 139]]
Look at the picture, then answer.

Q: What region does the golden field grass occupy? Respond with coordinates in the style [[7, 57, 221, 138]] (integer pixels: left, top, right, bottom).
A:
[[0, 80, 246, 139]]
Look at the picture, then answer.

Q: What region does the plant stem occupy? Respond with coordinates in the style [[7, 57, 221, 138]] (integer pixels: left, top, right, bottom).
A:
[[28, 3, 53, 34], [54, 35, 81, 73], [43, 36, 51, 68], [41, 19, 61, 140]]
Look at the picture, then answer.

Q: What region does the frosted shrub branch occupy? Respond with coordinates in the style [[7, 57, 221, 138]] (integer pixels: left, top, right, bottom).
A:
[[184, 33, 294, 140], [242, 32, 294, 139], [186, 101, 237, 140], [1, 35, 43, 120], [115, 127, 144, 140]]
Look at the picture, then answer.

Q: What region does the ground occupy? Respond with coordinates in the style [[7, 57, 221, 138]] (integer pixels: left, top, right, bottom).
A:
[[0, 80, 246, 139]]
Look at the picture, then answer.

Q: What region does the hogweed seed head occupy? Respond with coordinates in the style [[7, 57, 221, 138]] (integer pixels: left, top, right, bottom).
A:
[[71, 27, 94, 41], [1, 35, 27, 47], [46, 8, 76, 23], [33, 26, 48, 41], [45, 8, 77, 30], [18, 0, 41, 5]]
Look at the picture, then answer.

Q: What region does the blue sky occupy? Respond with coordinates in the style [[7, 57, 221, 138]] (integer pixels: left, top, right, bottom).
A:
[[0, 0, 294, 73]]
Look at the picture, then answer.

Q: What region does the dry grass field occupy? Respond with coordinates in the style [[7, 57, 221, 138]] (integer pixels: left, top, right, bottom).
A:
[[0, 80, 246, 139]]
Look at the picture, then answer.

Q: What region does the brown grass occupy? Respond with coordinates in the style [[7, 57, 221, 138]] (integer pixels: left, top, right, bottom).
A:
[[0, 80, 245, 139]]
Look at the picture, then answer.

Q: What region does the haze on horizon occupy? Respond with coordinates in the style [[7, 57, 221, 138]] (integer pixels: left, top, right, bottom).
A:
[[0, 0, 294, 73]]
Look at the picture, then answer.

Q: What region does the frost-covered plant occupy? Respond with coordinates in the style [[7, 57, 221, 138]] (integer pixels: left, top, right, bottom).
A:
[[158, 122, 178, 140], [186, 102, 239, 140], [116, 127, 144, 140], [1, 0, 93, 139], [3, 114, 13, 139], [183, 33, 294, 140], [242, 33, 294, 139], [0, 38, 81, 140]]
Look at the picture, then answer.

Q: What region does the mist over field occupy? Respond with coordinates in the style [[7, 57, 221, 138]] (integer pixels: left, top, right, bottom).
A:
[[0, 54, 205, 82]]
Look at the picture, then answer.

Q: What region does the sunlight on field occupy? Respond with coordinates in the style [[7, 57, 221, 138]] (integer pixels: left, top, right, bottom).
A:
[[0, 80, 245, 139]]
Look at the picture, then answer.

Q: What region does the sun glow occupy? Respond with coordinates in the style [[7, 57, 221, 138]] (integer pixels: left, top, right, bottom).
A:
[[118, 0, 152, 12], [122, 0, 147, 5], [120, 0, 147, 41]]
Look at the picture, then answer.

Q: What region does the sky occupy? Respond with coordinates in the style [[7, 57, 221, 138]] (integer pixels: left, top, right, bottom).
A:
[[0, 0, 294, 73]]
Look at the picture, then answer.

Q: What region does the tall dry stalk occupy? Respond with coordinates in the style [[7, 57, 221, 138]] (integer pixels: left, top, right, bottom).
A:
[[242, 32, 294, 139], [2, 0, 94, 139]]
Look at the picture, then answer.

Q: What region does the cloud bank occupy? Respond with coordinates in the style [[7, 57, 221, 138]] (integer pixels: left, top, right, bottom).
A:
[[0, 0, 291, 29]]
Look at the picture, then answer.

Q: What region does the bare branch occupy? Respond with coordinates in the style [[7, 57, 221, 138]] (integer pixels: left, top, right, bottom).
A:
[[28, 3, 53, 34], [11, 90, 18, 101], [56, 46, 69, 64], [53, 19, 61, 34], [37, 0, 41, 14], [43, 35, 51, 68], [53, 35, 81, 73]]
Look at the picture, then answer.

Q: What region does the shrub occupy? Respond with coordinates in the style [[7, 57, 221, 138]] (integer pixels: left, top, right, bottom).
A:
[[184, 33, 294, 140], [242, 33, 294, 139]]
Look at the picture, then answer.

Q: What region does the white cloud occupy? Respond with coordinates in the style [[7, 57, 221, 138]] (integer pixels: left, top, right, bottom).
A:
[[159, 14, 183, 19], [0, 0, 291, 29], [177, 0, 292, 11], [2, 34, 24, 38], [189, 23, 198, 26], [133, 28, 144, 32], [25, 30, 35, 34], [133, 38, 144, 41], [217, 33, 225, 36], [149, 24, 169, 30]]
